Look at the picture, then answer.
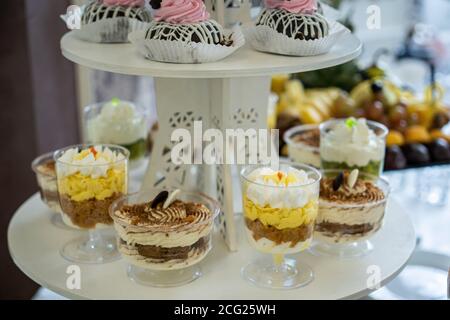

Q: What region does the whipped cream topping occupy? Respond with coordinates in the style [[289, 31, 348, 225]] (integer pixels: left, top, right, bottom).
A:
[[154, 0, 210, 24], [265, 0, 318, 14], [103, 0, 145, 7], [245, 167, 315, 209], [320, 119, 385, 167], [56, 146, 126, 178], [115, 200, 212, 229], [87, 100, 148, 145], [320, 174, 386, 204]]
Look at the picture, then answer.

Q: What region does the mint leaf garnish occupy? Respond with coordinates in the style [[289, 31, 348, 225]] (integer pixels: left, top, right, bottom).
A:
[[111, 97, 120, 106], [345, 117, 357, 129]]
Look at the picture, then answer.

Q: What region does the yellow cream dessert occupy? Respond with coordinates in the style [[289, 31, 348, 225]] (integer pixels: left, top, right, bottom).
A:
[[56, 145, 128, 229], [242, 167, 319, 254]]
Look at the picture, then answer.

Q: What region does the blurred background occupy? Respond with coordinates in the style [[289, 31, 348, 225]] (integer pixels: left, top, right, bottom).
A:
[[1, 0, 450, 299]]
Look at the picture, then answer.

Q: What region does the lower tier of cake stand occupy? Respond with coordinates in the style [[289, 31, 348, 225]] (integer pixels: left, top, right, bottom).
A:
[[8, 193, 415, 300]]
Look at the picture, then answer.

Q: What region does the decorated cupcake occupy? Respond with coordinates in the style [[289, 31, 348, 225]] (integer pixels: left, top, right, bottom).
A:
[[129, 0, 245, 63], [259, 0, 329, 41], [72, 0, 152, 43], [147, 0, 231, 45], [246, 0, 348, 56]]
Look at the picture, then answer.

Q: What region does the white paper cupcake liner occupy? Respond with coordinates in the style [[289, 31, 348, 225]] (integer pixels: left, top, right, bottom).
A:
[[71, 17, 150, 43], [244, 21, 350, 57], [128, 26, 245, 64]]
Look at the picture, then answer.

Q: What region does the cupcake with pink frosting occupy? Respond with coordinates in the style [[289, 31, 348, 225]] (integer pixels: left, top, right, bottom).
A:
[[128, 0, 245, 63], [74, 0, 151, 43], [246, 0, 348, 56], [259, 0, 329, 41], [147, 0, 230, 45]]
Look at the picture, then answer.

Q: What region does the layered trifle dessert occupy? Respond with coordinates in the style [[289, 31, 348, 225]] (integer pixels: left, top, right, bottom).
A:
[[284, 125, 320, 168], [315, 170, 389, 245], [32, 153, 60, 212], [111, 189, 218, 270], [55, 145, 128, 229], [85, 99, 148, 166], [320, 118, 388, 177], [240, 162, 321, 289], [241, 165, 320, 254]]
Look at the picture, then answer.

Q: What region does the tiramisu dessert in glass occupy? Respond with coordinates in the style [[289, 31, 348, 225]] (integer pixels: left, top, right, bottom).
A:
[[84, 98, 149, 169], [284, 124, 320, 168], [320, 118, 388, 177], [240, 162, 321, 289], [110, 188, 219, 287], [55, 144, 129, 263], [32, 152, 71, 229], [311, 169, 390, 258]]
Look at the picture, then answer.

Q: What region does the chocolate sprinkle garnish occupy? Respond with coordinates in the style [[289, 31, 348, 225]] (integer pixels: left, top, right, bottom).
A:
[[332, 172, 344, 191], [151, 191, 169, 209], [150, 0, 162, 9]]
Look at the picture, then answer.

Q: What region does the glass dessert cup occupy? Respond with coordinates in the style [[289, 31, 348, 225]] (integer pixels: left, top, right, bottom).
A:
[[310, 170, 390, 259], [32, 152, 73, 230], [110, 189, 219, 287], [55, 144, 129, 264], [240, 162, 321, 289], [319, 119, 388, 177], [284, 124, 320, 168], [84, 100, 149, 169]]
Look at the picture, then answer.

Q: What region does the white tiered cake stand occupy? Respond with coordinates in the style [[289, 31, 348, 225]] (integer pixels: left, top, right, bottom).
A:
[[60, 31, 362, 251], [7, 30, 416, 299]]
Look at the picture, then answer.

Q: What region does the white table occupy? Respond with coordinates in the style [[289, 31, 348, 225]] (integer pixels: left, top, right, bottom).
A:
[[8, 193, 415, 300]]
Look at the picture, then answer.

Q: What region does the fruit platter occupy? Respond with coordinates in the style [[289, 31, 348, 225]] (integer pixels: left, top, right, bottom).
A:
[[273, 64, 450, 171]]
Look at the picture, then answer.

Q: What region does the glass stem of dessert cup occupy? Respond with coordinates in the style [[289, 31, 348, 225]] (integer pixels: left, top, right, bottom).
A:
[[272, 254, 289, 274], [85, 229, 105, 252], [60, 228, 120, 264], [242, 253, 313, 290], [127, 264, 203, 288], [269, 254, 303, 280]]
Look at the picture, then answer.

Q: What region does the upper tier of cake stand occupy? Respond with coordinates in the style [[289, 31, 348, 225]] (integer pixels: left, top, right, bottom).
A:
[[61, 31, 362, 78]]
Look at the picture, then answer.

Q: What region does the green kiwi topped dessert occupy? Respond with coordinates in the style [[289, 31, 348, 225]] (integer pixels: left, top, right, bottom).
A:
[[319, 118, 388, 177], [85, 98, 148, 166]]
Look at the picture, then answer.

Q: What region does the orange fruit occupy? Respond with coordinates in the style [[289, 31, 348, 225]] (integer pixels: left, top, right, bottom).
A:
[[404, 125, 431, 143], [430, 129, 450, 142], [386, 130, 405, 146]]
